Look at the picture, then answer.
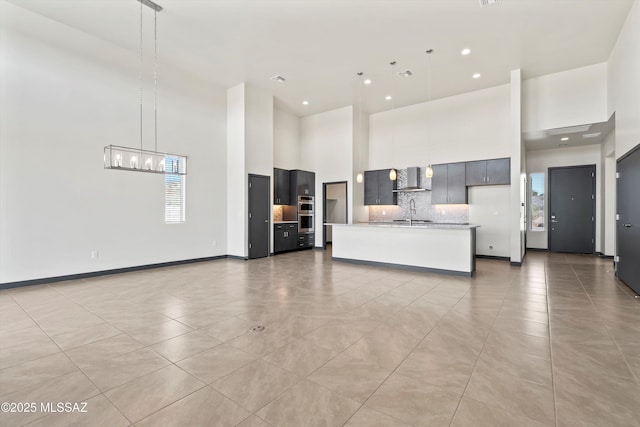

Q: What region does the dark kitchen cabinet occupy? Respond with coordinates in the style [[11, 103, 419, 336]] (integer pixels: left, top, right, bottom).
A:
[[273, 168, 290, 205], [290, 170, 315, 198], [364, 169, 397, 205], [465, 158, 510, 186], [431, 162, 467, 204], [274, 223, 297, 253], [297, 232, 315, 249], [486, 158, 510, 185]]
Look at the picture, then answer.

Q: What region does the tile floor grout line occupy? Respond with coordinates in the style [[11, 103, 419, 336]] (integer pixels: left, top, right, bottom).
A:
[[338, 282, 472, 426], [569, 263, 640, 387], [2, 289, 133, 426], [444, 271, 517, 427], [544, 256, 560, 427]]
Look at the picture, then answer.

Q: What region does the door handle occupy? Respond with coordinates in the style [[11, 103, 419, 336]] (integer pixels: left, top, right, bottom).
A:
[[623, 223, 632, 227], [551, 220, 559, 223], [264, 220, 268, 223]]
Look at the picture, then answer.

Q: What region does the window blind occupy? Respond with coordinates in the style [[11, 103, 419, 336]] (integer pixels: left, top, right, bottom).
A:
[[165, 158, 185, 223]]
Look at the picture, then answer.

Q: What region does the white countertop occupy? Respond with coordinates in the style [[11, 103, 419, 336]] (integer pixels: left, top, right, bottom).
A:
[[336, 222, 479, 230]]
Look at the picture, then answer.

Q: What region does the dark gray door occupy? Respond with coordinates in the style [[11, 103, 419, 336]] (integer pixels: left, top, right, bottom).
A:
[[548, 165, 595, 253], [617, 145, 640, 294], [248, 174, 270, 259]]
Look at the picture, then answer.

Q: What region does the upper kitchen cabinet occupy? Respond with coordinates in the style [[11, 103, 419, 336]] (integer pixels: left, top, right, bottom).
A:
[[290, 169, 315, 198], [431, 162, 467, 204], [364, 169, 397, 205], [274, 168, 290, 205], [465, 158, 510, 186]]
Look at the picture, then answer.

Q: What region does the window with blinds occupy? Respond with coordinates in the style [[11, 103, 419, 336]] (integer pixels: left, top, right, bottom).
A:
[[165, 158, 185, 223]]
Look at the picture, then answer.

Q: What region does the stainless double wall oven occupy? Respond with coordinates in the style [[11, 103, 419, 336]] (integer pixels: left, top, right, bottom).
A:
[[297, 195, 314, 234]]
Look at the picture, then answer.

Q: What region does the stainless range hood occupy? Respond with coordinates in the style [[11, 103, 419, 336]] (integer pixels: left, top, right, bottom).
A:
[[393, 167, 430, 192]]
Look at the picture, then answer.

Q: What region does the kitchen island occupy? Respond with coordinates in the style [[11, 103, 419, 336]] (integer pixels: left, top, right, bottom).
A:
[[331, 223, 479, 276]]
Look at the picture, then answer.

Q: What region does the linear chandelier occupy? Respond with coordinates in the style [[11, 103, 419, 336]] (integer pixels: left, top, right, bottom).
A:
[[104, 0, 187, 176]]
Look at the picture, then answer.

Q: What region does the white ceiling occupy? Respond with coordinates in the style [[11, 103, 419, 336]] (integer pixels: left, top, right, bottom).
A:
[[523, 114, 615, 151], [8, 0, 634, 117]]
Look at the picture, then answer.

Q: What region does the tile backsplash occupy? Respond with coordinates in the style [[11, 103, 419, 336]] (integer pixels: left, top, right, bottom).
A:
[[368, 167, 469, 223], [273, 205, 283, 222]]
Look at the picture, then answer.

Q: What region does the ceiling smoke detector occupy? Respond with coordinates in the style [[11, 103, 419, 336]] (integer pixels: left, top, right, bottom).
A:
[[270, 75, 286, 83], [398, 70, 414, 78], [479, 0, 498, 6]]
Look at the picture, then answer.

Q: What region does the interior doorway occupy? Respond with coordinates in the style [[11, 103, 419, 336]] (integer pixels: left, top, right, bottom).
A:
[[548, 165, 596, 253], [248, 174, 270, 259], [323, 181, 348, 249], [616, 144, 640, 295]]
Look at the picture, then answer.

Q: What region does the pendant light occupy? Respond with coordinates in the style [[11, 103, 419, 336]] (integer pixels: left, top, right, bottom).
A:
[[389, 61, 397, 181], [104, 0, 187, 175], [356, 72, 364, 184], [424, 49, 434, 179]]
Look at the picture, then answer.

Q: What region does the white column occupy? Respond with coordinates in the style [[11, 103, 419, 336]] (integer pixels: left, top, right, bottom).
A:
[[510, 69, 525, 264]]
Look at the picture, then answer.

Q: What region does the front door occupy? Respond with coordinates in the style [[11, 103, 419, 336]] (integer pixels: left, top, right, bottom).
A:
[[548, 165, 595, 253], [248, 174, 270, 259], [617, 145, 640, 294]]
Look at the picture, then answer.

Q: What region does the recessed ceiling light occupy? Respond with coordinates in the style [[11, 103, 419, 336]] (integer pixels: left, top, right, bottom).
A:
[[270, 75, 286, 83], [461, 48, 471, 56], [302, 100, 309, 105], [561, 137, 569, 141], [398, 70, 414, 78], [479, 0, 498, 6], [363, 79, 372, 85], [472, 73, 481, 79], [385, 95, 392, 100]]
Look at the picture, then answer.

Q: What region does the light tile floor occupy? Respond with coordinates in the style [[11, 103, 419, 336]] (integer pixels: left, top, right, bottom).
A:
[[1, 250, 639, 426]]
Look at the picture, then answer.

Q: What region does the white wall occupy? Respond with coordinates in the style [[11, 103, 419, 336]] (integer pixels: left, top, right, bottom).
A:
[[468, 186, 511, 258], [0, 2, 228, 283], [274, 108, 300, 169], [526, 145, 603, 251], [325, 183, 347, 242], [352, 106, 369, 223], [523, 63, 608, 133], [300, 106, 354, 246], [602, 131, 616, 256], [608, 0, 640, 159], [369, 84, 511, 168], [369, 84, 513, 259], [226, 84, 246, 258], [510, 69, 526, 264], [226, 84, 274, 257]]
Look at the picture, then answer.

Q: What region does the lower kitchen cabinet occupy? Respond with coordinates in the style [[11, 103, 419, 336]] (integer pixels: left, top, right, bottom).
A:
[[274, 223, 297, 253], [274, 225, 314, 252], [297, 233, 314, 249]]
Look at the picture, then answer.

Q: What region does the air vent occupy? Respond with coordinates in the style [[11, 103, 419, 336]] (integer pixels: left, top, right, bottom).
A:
[[479, 0, 498, 6], [270, 75, 286, 83], [398, 70, 414, 78], [547, 124, 591, 135], [582, 132, 602, 139]]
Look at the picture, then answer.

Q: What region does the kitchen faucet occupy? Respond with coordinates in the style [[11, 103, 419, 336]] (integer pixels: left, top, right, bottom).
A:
[[409, 199, 416, 226]]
